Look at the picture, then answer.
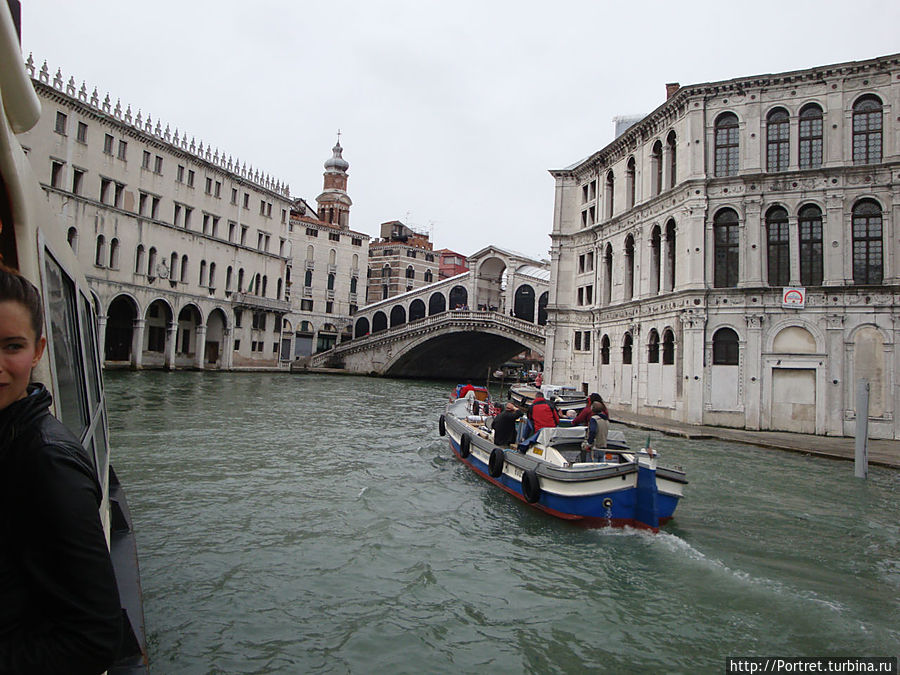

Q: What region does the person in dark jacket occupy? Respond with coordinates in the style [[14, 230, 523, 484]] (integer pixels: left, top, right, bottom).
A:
[[527, 392, 559, 432], [572, 393, 603, 427], [0, 265, 121, 675], [490, 402, 523, 446]]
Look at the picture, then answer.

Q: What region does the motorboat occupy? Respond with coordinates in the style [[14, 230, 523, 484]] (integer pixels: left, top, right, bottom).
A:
[[439, 394, 687, 531], [509, 383, 587, 417]]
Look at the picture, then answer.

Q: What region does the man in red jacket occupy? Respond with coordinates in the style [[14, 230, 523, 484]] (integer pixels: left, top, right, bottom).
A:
[[527, 392, 559, 432]]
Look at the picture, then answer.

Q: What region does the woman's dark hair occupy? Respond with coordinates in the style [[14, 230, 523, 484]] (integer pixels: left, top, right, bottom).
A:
[[0, 264, 44, 340]]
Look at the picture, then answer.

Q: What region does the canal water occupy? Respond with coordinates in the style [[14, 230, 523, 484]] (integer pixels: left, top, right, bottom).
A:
[[105, 371, 899, 674]]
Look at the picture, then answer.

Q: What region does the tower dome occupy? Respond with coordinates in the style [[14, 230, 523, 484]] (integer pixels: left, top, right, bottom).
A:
[[324, 141, 349, 173]]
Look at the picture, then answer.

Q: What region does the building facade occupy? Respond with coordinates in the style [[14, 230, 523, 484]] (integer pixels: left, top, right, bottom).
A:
[[289, 141, 370, 355], [365, 221, 439, 304], [20, 57, 295, 370], [437, 247, 469, 280], [545, 53, 900, 439]]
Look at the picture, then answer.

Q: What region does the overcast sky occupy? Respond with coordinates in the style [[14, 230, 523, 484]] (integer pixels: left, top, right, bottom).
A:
[[20, 0, 900, 261]]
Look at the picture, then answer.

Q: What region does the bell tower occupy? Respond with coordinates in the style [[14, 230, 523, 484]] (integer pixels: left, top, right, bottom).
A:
[[316, 133, 352, 228]]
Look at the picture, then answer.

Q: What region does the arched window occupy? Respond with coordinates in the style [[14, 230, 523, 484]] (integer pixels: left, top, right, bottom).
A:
[[424, 269, 433, 283], [714, 209, 739, 288], [714, 113, 739, 177], [254, 273, 261, 296], [382, 264, 391, 278], [381, 285, 388, 300], [409, 299, 426, 321], [135, 244, 145, 274], [622, 333, 633, 365], [372, 311, 387, 333], [327, 273, 335, 290], [799, 204, 823, 286], [226, 266, 233, 291], [537, 292, 548, 326], [624, 235, 635, 301], [181, 255, 189, 282], [514, 284, 535, 322], [147, 247, 157, 278], [304, 270, 312, 287], [306, 245, 314, 260], [766, 206, 790, 286], [169, 251, 178, 278], [852, 95, 882, 165], [712, 327, 739, 365], [648, 329, 660, 363], [651, 140, 663, 195], [277, 278, 283, 299], [799, 103, 823, 169], [199, 260, 207, 287], [108, 238, 119, 269], [603, 243, 612, 305], [622, 157, 634, 210], [329, 249, 336, 265], [852, 200, 883, 284], [208, 262, 216, 289], [354, 317, 370, 338], [67, 227, 78, 253], [665, 219, 676, 292], [650, 225, 661, 295], [405, 265, 415, 279], [237, 268, 244, 292], [766, 108, 790, 172], [350, 276, 357, 293], [600, 335, 610, 365], [261, 275, 268, 297], [662, 329, 675, 365], [390, 305, 406, 327], [351, 253, 359, 270], [95, 235, 106, 267], [429, 292, 446, 315], [666, 130, 677, 188], [605, 170, 615, 218], [449, 285, 468, 310]]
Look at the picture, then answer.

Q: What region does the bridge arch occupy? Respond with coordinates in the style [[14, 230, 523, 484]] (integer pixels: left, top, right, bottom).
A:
[[474, 255, 507, 312], [354, 317, 370, 338], [390, 305, 406, 328], [449, 285, 468, 310], [514, 284, 535, 322], [429, 292, 446, 316], [372, 311, 388, 333], [538, 291, 548, 325], [409, 298, 426, 322]]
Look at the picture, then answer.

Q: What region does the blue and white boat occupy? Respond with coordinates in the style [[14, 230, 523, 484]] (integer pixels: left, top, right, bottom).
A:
[[439, 395, 687, 531]]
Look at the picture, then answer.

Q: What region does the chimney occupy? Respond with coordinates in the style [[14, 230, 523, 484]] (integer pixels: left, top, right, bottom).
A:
[[666, 82, 680, 100]]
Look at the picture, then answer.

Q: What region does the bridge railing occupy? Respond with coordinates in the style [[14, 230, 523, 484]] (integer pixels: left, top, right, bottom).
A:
[[310, 309, 545, 363]]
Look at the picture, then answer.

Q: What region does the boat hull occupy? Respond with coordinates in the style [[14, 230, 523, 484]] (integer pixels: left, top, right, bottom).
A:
[[444, 413, 682, 531]]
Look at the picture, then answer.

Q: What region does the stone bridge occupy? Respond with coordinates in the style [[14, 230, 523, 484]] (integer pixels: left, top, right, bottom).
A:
[[308, 309, 546, 378]]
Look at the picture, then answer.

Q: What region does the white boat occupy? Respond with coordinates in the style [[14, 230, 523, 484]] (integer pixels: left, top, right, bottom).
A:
[[1, 5, 147, 671], [509, 383, 587, 416], [439, 396, 687, 530]]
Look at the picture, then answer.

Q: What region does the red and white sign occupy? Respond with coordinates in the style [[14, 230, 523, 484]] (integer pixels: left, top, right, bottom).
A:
[[782, 287, 806, 309]]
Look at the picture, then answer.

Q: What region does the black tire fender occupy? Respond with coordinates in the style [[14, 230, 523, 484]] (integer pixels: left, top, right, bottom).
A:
[[521, 468, 541, 503], [488, 447, 505, 478], [438, 414, 446, 437], [459, 434, 471, 458]]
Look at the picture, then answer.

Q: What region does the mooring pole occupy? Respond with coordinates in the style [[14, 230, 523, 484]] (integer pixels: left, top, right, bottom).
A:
[[855, 379, 869, 479]]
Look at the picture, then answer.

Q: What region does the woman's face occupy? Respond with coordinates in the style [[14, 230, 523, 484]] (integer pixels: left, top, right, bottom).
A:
[[0, 300, 46, 411]]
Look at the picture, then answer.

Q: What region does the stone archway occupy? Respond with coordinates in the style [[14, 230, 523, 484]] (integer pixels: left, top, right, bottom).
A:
[[409, 299, 426, 322], [449, 286, 468, 310], [143, 299, 173, 368], [514, 284, 535, 322], [176, 304, 203, 368], [105, 295, 138, 363], [428, 292, 446, 316], [206, 308, 228, 367], [475, 256, 507, 312]]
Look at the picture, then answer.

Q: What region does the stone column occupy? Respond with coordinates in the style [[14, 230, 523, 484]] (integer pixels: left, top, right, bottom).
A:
[[223, 327, 234, 370], [194, 325, 207, 370], [131, 318, 145, 369], [744, 314, 764, 430], [97, 315, 108, 365], [680, 309, 707, 424], [164, 321, 177, 370], [741, 199, 763, 287], [824, 314, 845, 436], [823, 194, 845, 286], [788, 214, 801, 287]]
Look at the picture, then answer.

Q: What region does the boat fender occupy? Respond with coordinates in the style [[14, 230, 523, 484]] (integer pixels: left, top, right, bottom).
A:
[[602, 497, 613, 509], [460, 434, 471, 458], [488, 447, 505, 478], [521, 468, 541, 503], [438, 414, 446, 437]]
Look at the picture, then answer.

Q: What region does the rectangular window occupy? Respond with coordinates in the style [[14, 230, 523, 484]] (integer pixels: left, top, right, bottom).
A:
[[55, 111, 67, 135], [326, 301, 333, 314], [72, 168, 84, 194], [306, 228, 318, 237], [139, 192, 147, 216], [142, 150, 151, 169], [212, 217, 219, 238], [114, 182, 124, 208], [184, 207, 193, 229], [214, 181, 221, 198], [231, 187, 238, 204], [240, 226, 248, 246], [117, 140, 127, 161], [174, 204, 182, 226], [329, 233, 340, 242], [228, 221, 236, 242], [575, 331, 582, 350], [583, 331, 591, 351], [206, 177, 213, 194], [177, 165, 184, 182], [577, 287, 584, 306], [154, 156, 163, 174], [233, 339, 241, 351], [103, 134, 114, 155], [187, 170, 195, 187], [243, 193, 250, 209], [51, 161, 65, 188], [100, 177, 111, 203], [266, 202, 272, 217], [586, 285, 593, 304], [259, 199, 266, 215], [257, 232, 264, 250], [301, 299, 313, 311], [151, 196, 160, 219], [234, 310, 242, 328], [281, 209, 287, 224], [76, 121, 87, 143], [352, 238, 362, 246], [203, 214, 210, 235]]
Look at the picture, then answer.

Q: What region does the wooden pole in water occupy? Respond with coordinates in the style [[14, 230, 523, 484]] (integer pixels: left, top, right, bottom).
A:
[[855, 379, 869, 479]]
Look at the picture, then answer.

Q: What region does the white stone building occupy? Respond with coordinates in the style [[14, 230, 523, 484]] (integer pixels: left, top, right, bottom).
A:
[[19, 57, 296, 369], [545, 53, 900, 439]]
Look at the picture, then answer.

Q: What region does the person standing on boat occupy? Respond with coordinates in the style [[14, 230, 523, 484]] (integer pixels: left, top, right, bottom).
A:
[[0, 266, 122, 675], [572, 392, 602, 426], [490, 402, 523, 446], [459, 381, 476, 398], [527, 391, 559, 432], [581, 400, 610, 461]]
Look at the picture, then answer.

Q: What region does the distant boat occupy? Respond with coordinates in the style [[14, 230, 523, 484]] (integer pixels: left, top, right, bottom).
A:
[[439, 392, 686, 531], [509, 383, 586, 416]]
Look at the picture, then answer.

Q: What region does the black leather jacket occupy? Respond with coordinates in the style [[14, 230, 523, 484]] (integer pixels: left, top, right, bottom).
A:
[[0, 384, 121, 675]]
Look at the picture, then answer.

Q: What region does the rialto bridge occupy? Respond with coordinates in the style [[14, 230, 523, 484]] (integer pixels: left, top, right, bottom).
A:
[[306, 246, 551, 377]]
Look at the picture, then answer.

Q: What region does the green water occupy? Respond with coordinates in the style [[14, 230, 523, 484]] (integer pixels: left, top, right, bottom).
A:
[[105, 371, 899, 674]]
